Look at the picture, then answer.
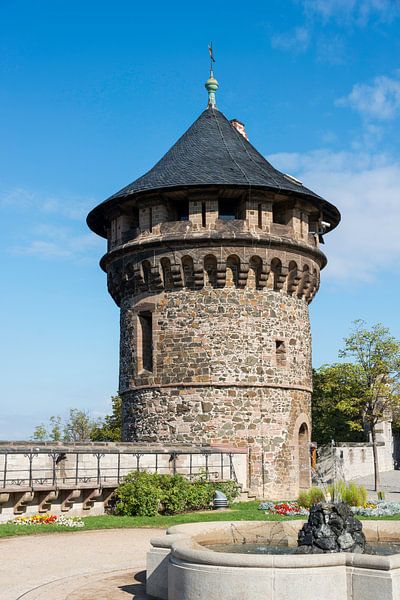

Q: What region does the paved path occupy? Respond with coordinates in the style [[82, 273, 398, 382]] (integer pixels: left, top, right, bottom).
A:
[[351, 469, 400, 501], [0, 528, 164, 600]]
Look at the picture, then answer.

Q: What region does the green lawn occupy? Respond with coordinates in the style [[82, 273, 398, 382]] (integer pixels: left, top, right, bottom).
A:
[[0, 502, 295, 538], [1, 501, 399, 538]]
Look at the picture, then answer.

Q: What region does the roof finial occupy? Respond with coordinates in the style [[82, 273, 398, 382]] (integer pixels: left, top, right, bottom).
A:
[[205, 42, 219, 109]]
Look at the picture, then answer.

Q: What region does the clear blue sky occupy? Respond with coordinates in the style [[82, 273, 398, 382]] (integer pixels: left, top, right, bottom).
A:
[[1, 0, 400, 439]]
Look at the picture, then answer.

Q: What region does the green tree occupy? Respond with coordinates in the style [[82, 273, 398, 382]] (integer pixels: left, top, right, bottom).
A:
[[91, 395, 122, 442], [49, 415, 62, 441], [32, 416, 62, 442], [31, 396, 122, 443], [312, 363, 366, 445], [339, 320, 400, 492], [63, 409, 100, 442], [32, 424, 47, 442]]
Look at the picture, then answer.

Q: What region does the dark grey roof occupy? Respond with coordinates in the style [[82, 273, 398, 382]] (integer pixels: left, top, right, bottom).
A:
[[87, 107, 340, 235]]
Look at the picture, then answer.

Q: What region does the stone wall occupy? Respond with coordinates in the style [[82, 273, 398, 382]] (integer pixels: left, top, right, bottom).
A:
[[121, 286, 313, 498], [336, 443, 394, 480], [316, 439, 394, 484]]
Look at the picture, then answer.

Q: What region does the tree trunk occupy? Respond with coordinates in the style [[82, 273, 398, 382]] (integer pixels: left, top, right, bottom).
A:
[[371, 425, 381, 493]]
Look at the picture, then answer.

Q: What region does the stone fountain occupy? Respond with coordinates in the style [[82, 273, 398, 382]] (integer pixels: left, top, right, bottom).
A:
[[297, 502, 366, 553], [147, 517, 400, 600]]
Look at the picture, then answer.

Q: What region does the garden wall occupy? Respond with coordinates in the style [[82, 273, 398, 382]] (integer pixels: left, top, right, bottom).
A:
[[316, 438, 394, 484]]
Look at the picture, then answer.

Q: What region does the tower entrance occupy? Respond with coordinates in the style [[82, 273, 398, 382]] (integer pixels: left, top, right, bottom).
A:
[[299, 422, 310, 490]]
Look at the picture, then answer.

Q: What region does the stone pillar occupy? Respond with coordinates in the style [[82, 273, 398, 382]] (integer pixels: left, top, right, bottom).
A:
[[189, 194, 218, 228], [288, 204, 309, 242], [245, 196, 272, 231]]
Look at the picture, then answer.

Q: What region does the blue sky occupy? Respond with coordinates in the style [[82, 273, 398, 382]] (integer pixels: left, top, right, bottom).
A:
[[1, 0, 400, 439]]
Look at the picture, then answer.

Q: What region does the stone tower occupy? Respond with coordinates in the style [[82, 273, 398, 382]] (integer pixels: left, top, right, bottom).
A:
[[87, 73, 340, 497]]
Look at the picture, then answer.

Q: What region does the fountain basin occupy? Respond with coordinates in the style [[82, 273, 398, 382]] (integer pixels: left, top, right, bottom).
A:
[[147, 520, 400, 600], [206, 541, 400, 555]]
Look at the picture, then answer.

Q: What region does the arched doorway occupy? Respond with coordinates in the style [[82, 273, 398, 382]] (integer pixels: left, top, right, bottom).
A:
[[298, 422, 310, 490]]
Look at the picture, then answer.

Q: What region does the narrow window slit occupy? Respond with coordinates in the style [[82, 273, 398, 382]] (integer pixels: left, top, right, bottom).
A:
[[138, 311, 153, 372]]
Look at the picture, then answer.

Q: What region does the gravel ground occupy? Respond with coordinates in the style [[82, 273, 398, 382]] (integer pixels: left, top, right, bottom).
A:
[[0, 528, 164, 600]]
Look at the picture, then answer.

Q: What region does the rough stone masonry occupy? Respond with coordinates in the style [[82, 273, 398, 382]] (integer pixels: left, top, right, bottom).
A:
[[87, 77, 340, 498]]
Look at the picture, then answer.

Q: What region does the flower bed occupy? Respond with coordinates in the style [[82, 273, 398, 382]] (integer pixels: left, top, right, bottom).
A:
[[258, 501, 309, 516], [259, 500, 400, 518], [8, 514, 84, 527], [352, 501, 400, 517]]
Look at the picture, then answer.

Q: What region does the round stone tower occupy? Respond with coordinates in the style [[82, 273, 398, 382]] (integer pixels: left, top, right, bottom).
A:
[[87, 74, 340, 498]]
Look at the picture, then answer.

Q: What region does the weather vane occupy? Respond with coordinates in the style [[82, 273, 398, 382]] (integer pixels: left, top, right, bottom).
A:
[[205, 43, 219, 108], [208, 42, 215, 77]]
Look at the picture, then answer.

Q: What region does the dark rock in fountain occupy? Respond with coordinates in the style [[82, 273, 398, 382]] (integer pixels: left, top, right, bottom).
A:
[[297, 502, 366, 554]]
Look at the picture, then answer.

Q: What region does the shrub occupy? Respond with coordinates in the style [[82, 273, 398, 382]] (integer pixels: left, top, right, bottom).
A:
[[343, 483, 367, 507], [114, 471, 240, 517], [297, 486, 325, 508], [297, 490, 309, 508], [186, 479, 215, 511], [115, 471, 162, 517], [159, 474, 190, 515], [327, 481, 367, 506]]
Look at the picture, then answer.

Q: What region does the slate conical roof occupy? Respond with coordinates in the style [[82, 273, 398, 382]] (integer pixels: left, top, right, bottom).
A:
[[87, 107, 340, 236]]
